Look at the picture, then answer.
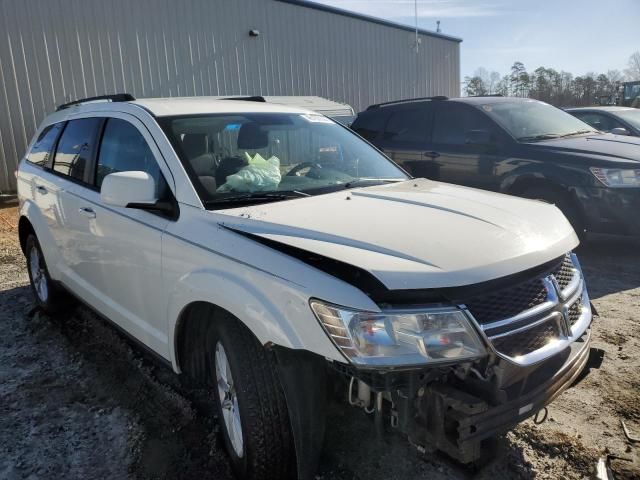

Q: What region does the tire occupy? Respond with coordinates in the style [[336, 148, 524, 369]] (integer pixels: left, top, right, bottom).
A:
[[520, 185, 586, 240], [25, 234, 71, 313], [207, 312, 296, 480]]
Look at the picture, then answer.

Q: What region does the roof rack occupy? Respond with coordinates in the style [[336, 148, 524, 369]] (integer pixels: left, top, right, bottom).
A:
[[221, 96, 266, 102], [56, 93, 136, 111], [466, 94, 504, 98], [366, 96, 448, 110]]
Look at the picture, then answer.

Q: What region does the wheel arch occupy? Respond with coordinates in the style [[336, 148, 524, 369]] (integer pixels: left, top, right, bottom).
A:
[[18, 215, 35, 254]]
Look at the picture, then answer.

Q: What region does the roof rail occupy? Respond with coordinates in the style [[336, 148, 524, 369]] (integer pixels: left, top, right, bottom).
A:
[[366, 96, 448, 110], [56, 93, 135, 111], [467, 94, 504, 98], [221, 96, 266, 102]]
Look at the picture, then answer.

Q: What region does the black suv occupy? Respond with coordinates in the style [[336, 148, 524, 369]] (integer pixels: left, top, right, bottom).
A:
[[352, 96, 640, 238]]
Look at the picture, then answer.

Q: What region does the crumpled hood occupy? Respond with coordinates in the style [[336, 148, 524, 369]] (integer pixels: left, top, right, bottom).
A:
[[526, 133, 640, 163], [218, 179, 578, 290]]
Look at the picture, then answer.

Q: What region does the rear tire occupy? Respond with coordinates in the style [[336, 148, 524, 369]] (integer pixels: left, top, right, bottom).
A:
[[521, 185, 586, 240], [25, 234, 71, 313], [207, 312, 296, 480]]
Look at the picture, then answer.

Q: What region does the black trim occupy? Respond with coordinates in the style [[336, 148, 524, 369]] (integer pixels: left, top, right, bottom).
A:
[[274, 0, 462, 43], [366, 96, 448, 110], [56, 93, 135, 111]]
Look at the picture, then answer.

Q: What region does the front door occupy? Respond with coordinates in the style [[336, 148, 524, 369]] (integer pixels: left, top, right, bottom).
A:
[[66, 113, 175, 355], [429, 102, 506, 191]]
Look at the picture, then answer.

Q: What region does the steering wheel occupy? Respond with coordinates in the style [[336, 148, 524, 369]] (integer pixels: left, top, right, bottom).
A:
[[286, 162, 323, 177]]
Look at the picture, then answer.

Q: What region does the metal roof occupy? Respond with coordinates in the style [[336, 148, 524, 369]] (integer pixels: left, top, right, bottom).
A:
[[275, 0, 463, 43]]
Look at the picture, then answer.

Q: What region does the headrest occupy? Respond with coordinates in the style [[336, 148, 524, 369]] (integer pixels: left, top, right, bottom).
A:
[[237, 122, 268, 149], [181, 133, 208, 159]]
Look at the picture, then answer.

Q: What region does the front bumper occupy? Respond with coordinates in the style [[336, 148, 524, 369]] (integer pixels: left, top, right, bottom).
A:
[[576, 185, 640, 236], [407, 327, 592, 463]]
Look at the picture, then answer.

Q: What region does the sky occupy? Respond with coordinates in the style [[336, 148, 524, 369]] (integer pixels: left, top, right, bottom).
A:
[[312, 0, 640, 81]]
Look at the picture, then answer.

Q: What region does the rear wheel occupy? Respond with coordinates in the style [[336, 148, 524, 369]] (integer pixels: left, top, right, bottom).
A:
[[521, 185, 586, 240], [207, 312, 296, 480], [25, 234, 71, 313]]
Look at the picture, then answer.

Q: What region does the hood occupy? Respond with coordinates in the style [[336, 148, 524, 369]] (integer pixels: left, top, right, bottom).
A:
[[526, 133, 640, 164], [218, 179, 578, 291]]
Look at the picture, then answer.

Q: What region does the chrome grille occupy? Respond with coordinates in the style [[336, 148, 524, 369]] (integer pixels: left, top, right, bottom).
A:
[[464, 253, 591, 365], [491, 320, 559, 357]]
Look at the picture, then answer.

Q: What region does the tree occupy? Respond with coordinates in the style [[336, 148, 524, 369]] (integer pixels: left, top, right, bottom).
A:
[[488, 71, 501, 94], [510, 62, 529, 97], [463, 76, 487, 96], [625, 51, 640, 81]]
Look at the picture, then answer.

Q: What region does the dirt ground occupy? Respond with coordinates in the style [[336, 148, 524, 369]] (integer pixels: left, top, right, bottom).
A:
[[1, 198, 639, 480]]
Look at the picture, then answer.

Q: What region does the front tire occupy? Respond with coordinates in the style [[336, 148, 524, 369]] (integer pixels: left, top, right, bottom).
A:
[[208, 312, 296, 480], [25, 234, 70, 313]]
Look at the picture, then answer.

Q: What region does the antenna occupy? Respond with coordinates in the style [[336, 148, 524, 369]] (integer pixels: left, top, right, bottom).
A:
[[436, 20, 441, 33]]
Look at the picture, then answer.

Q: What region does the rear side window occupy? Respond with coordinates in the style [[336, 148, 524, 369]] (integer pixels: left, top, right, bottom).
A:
[[96, 118, 166, 197], [53, 118, 102, 182], [432, 103, 495, 145], [26, 123, 64, 167], [573, 113, 622, 132], [352, 112, 386, 141], [383, 109, 430, 143]]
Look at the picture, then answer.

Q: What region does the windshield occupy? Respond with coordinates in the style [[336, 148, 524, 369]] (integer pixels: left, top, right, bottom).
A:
[[616, 109, 640, 130], [159, 112, 408, 207], [479, 100, 597, 141]]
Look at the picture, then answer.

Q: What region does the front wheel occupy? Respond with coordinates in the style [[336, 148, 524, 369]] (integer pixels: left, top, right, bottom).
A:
[[208, 313, 296, 480]]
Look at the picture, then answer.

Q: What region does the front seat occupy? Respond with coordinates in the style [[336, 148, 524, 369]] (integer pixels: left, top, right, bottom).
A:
[[182, 133, 218, 195], [215, 122, 268, 187]]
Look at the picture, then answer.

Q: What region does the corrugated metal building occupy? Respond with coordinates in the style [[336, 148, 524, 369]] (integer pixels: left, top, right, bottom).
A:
[[0, 0, 461, 192]]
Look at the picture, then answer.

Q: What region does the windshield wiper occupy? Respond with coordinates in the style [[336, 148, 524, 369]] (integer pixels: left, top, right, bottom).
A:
[[517, 133, 562, 142], [342, 178, 403, 189], [558, 129, 595, 138], [205, 190, 309, 208]]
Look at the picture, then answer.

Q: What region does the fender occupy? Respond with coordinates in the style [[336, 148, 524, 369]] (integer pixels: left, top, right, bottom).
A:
[[165, 267, 346, 372], [499, 161, 586, 194], [19, 200, 64, 280]]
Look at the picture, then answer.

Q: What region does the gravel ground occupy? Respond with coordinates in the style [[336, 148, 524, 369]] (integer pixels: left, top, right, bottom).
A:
[[1, 199, 639, 479]]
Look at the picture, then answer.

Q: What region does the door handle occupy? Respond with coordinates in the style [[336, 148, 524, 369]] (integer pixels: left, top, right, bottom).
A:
[[423, 151, 440, 159], [35, 185, 48, 194], [78, 207, 96, 219]]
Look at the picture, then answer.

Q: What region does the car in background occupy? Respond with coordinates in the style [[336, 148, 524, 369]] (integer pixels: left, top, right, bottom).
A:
[[352, 96, 640, 238], [566, 106, 640, 137]]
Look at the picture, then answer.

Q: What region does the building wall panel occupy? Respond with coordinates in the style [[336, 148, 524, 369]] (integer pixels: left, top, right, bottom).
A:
[[0, 0, 460, 192]]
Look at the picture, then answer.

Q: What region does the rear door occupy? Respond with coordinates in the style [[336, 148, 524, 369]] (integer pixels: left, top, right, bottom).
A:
[[429, 102, 507, 190], [375, 105, 434, 178]]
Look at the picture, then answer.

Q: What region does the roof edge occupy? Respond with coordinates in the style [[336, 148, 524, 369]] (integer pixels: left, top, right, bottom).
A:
[[274, 0, 463, 43]]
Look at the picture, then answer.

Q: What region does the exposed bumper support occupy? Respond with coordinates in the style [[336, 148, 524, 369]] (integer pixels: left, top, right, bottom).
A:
[[408, 328, 592, 463]]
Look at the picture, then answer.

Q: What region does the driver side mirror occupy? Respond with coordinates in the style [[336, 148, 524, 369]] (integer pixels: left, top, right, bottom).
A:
[[101, 171, 177, 218], [610, 127, 630, 136]]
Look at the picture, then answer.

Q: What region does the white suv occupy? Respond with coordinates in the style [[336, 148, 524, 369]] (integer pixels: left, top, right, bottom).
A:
[[17, 94, 593, 479]]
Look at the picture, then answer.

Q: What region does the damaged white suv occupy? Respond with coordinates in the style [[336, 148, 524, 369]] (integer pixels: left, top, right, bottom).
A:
[[17, 94, 593, 479]]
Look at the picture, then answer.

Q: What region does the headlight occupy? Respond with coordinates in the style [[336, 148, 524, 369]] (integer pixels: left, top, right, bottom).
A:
[[310, 300, 486, 367], [590, 167, 640, 188]]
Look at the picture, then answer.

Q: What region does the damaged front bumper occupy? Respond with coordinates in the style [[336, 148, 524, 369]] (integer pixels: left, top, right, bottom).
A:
[[403, 328, 592, 463]]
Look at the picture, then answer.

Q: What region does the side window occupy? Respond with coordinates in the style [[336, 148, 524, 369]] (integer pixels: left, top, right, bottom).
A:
[[96, 118, 167, 197], [432, 104, 495, 146], [383, 109, 429, 143], [26, 123, 65, 167], [352, 112, 387, 141], [575, 113, 621, 132], [53, 118, 102, 182]]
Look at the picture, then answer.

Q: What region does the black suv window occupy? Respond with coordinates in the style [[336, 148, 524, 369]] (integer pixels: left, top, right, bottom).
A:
[[432, 103, 495, 145], [26, 123, 64, 167], [53, 118, 102, 182], [383, 108, 430, 143], [352, 112, 387, 141], [96, 118, 166, 197]]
